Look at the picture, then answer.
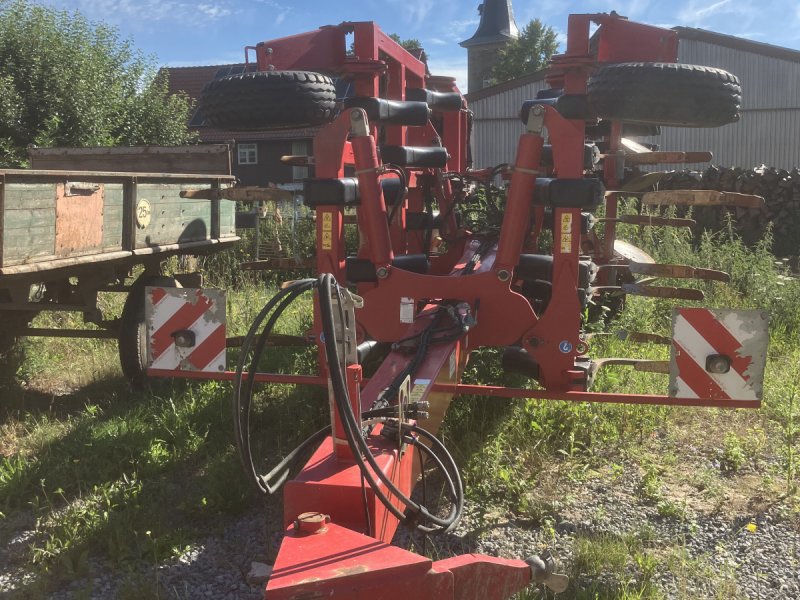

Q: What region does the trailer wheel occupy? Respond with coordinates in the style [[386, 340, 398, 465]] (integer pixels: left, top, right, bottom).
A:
[[0, 314, 29, 357], [199, 70, 337, 129], [587, 63, 741, 127], [118, 275, 181, 386]]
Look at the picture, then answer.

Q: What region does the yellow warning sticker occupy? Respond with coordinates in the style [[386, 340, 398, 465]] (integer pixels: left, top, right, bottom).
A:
[[321, 212, 333, 250], [560, 213, 573, 253], [561, 213, 572, 233]]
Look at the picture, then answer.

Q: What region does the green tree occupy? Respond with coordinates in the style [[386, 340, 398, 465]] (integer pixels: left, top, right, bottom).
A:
[[388, 33, 427, 63], [0, 0, 195, 167], [490, 19, 558, 85]]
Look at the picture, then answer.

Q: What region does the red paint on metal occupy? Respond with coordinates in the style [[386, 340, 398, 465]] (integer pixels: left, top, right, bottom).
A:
[[334, 364, 363, 461], [352, 134, 393, 267], [494, 132, 543, 271], [184, 324, 226, 370], [283, 434, 416, 543], [434, 554, 531, 600], [674, 340, 729, 399], [149, 286, 167, 305], [266, 521, 453, 599], [146, 369, 328, 386], [432, 383, 760, 409], [678, 308, 752, 379], [266, 521, 533, 600], [149, 291, 214, 361]]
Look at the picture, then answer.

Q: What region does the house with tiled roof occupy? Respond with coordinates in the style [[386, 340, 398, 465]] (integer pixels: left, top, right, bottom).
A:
[[162, 63, 316, 185]]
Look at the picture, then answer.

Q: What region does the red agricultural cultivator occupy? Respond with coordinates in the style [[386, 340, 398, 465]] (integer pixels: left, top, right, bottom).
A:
[[146, 12, 769, 599]]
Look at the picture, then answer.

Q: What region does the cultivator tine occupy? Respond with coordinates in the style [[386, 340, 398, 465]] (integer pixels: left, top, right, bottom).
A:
[[180, 186, 293, 203], [613, 239, 656, 264], [622, 151, 713, 165], [599, 215, 695, 228], [616, 330, 671, 345], [633, 361, 670, 373], [280, 154, 314, 166], [617, 171, 668, 192], [641, 189, 764, 208], [592, 358, 670, 373], [627, 262, 730, 283], [621, 283, 705, 301]]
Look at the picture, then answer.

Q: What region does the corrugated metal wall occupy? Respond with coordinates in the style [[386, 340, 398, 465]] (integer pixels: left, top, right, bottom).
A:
[[470, 79, 548, 168], [470, 39, 800, 170]]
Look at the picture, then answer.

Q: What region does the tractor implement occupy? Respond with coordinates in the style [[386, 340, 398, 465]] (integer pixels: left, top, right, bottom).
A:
[[596, 215, 696, 227], [144, 13, 770, 600]]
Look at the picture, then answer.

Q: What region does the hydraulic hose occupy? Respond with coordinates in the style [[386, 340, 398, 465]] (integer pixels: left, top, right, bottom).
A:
[[232, 274, 464, 533], [318, 273, 464, 532]]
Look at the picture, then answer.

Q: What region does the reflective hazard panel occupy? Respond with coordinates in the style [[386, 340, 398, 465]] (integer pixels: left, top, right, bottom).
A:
[[669, 308, 768, 401], [145, 287, 226, 373]]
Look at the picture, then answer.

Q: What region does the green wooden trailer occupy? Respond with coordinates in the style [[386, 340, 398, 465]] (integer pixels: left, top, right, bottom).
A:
[[0, 155, 237, 382]]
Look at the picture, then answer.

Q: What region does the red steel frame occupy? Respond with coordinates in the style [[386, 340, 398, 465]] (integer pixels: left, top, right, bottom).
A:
[[150, 14, 763, 600]]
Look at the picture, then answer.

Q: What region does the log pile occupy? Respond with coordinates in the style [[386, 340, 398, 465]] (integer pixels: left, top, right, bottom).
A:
[[656, 166, 800, 257]]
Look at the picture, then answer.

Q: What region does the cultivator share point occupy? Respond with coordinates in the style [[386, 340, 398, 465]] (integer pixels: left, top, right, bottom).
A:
[[146, 13, 770, 599]]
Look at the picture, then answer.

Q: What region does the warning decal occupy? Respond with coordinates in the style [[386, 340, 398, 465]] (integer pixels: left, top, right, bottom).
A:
[[669, 308, 768, 401], [146, 287, 226, 373]]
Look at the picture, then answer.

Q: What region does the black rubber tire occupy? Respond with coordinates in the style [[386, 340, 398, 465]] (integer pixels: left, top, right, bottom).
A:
[[587, 63, 741, 127], [200, 70, 337, 129], [118, 275, 181, 386]]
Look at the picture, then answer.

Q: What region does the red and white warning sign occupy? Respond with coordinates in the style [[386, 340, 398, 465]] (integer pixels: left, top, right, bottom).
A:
[[145, 287, 226, 373], [670, 308, 768, 400]]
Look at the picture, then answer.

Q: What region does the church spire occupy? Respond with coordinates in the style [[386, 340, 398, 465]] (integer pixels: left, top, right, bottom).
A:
[[460, 0, 518, 48], [460, 1, 519, 92]]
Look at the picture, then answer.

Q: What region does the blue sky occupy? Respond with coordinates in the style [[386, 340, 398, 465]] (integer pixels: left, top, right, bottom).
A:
[[38, 0, 800, 91]]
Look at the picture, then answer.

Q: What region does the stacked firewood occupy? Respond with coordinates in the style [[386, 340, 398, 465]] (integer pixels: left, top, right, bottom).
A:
[[656, 166, 800, 257]]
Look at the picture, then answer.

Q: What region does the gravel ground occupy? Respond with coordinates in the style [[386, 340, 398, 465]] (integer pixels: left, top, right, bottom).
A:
[[2, 462, 798, 599]]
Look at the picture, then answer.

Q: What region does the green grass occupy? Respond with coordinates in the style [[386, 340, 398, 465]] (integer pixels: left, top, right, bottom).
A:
[[0, 280, 326, 593], [1, 214, 799, 597]]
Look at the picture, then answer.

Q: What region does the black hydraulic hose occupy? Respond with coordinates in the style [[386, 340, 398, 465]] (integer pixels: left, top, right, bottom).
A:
[[319, 273, 463, 531], [233, 279, 317, 495], [401, 423, 464, 534], [232, 273, 464, 533], [256, 425, 331, 494]]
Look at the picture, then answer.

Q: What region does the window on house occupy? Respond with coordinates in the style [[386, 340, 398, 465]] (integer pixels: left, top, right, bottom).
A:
[[292, 140, 310, 180], [238, 143, 258, 165]]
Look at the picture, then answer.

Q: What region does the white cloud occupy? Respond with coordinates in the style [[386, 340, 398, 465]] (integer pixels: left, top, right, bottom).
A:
[[198, 3, 231, 19], [388, 0, 434, 26], [52, 0, 236, 26], [677, 0, 753, 27], [623, 0, 651, 19]]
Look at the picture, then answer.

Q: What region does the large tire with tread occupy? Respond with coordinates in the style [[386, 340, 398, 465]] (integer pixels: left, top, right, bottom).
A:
[[200, 70, 337, 129], [118, 275, 181, 386], [587, 63, 741, 127]]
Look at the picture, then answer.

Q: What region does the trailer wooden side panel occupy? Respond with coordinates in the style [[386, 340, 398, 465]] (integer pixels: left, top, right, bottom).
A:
[[28, 144, 233, 176], [2, 183, 57, 266], [103, 184, 125, 251], [134, 183, 214, 248], [0, 170, 236, 274]]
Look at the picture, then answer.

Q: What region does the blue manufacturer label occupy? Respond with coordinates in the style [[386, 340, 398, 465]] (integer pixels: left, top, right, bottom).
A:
[[319, 332, 326, 344], [558, 340, 573, 353]]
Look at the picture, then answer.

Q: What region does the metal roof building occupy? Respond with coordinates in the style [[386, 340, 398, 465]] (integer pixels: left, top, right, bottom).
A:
[[467, 27, 800, 170]]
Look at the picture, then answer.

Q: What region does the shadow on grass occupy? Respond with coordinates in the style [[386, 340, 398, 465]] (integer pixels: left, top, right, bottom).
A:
[[0, 353, 327, 595]]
